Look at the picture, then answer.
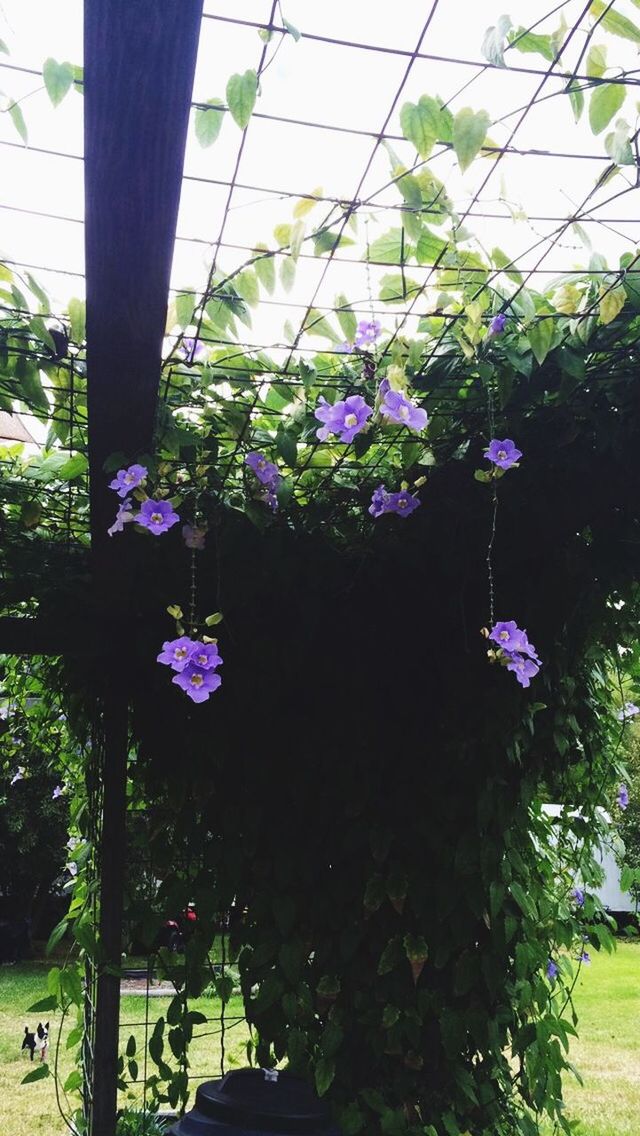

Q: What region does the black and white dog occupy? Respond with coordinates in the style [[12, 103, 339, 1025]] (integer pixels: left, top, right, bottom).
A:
[[22, 1022, 49, 1062]]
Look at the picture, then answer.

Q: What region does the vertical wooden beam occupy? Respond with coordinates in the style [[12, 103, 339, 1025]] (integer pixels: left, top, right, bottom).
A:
[[84, 3, 203, 1133]]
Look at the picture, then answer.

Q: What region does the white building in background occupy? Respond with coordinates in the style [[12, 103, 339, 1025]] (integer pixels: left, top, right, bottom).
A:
[[542, 804, 634, 916]]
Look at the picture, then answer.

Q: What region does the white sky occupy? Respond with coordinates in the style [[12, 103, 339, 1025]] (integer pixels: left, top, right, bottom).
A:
[[1, 0, 640, 352]]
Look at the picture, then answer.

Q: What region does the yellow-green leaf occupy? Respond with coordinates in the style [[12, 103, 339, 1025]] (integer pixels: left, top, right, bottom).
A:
[[226, 69, 257, 130], [195, 98, 224, 147], [589, 82, 626, 135], [598, 283, 626, 324], [293, 188, 323, 219], [452, 108, 491, 172], [43, 58, 74, 107]]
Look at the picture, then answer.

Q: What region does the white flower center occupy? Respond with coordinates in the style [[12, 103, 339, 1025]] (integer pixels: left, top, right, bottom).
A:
[[400, 405, 410, 419], [398, 497, 407, 508], [499, 631, 509, 641], [124, 473, 134, 483], [197, 654, 207, 664], [497, 450, 507, 461], [190, 673, 204, 688], [151, 512, 163, 525], [344, 413, 358, 427], [175, 647, 188, 659]]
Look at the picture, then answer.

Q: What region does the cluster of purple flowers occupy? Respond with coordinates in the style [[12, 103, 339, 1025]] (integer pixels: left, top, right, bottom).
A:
[[489, 620, 541, 688], [378, 380, 428, 433], [245, 452, 281, 511], [617, 783, 629, 810], [315, 395, 373, 444], [314, 382, 428, 446], [157, 636, 223, 703], [484, 438, 522, 471], [107, 464, 180, 536], [369, 485, 420, 518], [617, 701, 639, 721]]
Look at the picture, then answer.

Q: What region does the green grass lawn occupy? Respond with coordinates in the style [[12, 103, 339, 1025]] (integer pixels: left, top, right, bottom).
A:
[[0, 961, 250, 1136], [0, 945, 638, 1135]]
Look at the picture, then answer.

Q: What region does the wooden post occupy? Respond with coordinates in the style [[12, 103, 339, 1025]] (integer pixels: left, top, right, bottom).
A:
[[83, 2, 203, 1132]]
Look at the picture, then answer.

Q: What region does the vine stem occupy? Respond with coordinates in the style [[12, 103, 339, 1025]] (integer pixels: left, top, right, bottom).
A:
[[485, 375, 498, 628]]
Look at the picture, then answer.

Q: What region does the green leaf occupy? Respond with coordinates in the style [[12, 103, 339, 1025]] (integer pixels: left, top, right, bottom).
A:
[[0, 39, 8, 54], [527, 317, 553, 365], [605, 118, 634, 164], [282, 17, 301, 41], [293, 187, 323, 219], [280, 256, 296, 292], [367, 228, 406, 265], [453, 108, 491, 172], [491, 246, 523, 284], [379, 273, 421, 304], [58, 453, 89, 481], [399, 96, 442, 157], [175, 291, 195, 329], [313, 228, 354, 255], [305, 309, 340, 343], [126, 1033, 137, 1058], [43, 58, 75, 106], [567, 79, 585, 123], [25, 272, 49, 309], [335, 293, 357, 342], [508, 28, 554, 60], [195, 98, 225, 147], [314, 1057, 335, 1097], [276, 428, 298, 468], [205, 612, 223, 626], [8, 102, 27, 144], [482, 15, 512, 67], [589, 0, 640, 44], [67, 297, 86, 344], [234, 269, 260, 307], [27, 994, 58, 1013], [22, 1064, 51, 1084], [415, 228, 447, 265], [586, 43, 607, 78], [589, 83, 626, 135], [63, 1069, 82, 1093], [254, 248, 276, 294], [226, 69, 257, 129]]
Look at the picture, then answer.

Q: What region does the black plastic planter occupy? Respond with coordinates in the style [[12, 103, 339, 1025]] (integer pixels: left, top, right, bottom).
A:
[[167, 1069, 341, 1135]]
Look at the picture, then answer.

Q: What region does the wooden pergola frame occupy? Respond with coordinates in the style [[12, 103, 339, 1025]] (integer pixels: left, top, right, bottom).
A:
[[1, 3, 204, 1132]]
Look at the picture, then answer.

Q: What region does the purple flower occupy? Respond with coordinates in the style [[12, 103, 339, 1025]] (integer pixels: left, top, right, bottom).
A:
[[260, 487, 279, 512], [10, 767, 25, 786], [314, 394, 373, 443], [189, 642, 223, 671], [387, 490, 421, 517], [369, 485, 420, 519], [182, 524, 206, 550], [546, 959, 558, 980], [617, 783, 629, 810], [245, 452, 280, 486], [504, 653, 540, 688], [179, 336, 206, 361], [157, 637, 196, 672], [379, 387, 428, 433], [137, 499, 180, 535], [572, 887, 585, 907], [487, 313, 507, 337], [578, 951, 591, 964], [354, 320, 381, 349], [108, 464, 148, 498], [335, 341, 354, 354], [369, 485, 390, 518], [107, 497, 135, 537], [489, 621, 528, 652], [52, 785, 63, 800], [172, 664, 222, 703], [484, 438, 522, 470], [617, 701, 639, 721]]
